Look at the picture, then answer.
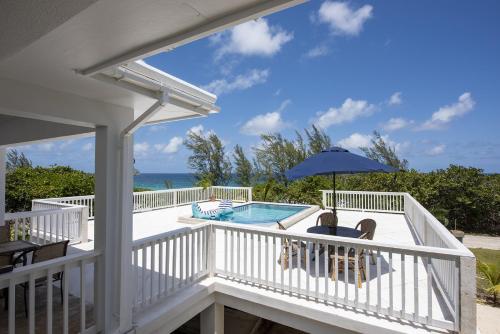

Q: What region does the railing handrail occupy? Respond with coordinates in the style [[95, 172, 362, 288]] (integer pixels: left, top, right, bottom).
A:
[[321, 189, 407, 196], [0, 250, 100, 286], [4, 206, 87, 220], [34, 195, 94, 202], [211, 185, 252, 189], [210, 221, 471, 258], [132, 222, 211, 248], [404, 193, 472, 255]]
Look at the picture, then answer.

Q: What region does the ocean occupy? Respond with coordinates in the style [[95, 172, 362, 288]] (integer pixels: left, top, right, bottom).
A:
[[134, 173, 240, 190]]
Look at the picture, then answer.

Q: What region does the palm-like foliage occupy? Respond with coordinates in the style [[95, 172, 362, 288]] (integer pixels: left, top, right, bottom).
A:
[[477, 261, 500, 304]]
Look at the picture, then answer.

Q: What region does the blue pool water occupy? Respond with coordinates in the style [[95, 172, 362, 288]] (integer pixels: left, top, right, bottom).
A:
[[219, 203, 308, 226]]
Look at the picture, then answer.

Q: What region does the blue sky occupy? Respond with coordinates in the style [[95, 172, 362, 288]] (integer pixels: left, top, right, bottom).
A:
[[16, 0, 500, 173]]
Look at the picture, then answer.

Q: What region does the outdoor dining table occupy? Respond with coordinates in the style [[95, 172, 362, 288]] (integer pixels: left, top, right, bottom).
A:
[[0, 240, 40, 266], [306, 225, 363, 238], [306, 226, 363, 259]]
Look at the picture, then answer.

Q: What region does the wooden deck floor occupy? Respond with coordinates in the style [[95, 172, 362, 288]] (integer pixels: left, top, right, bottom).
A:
[[0, 284, 94, 334]]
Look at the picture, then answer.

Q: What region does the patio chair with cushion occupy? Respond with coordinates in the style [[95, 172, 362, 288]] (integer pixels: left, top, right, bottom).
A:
[[315, 212, 337, 228], [277, 222, 308, 270], [22, 240, 69, 317]]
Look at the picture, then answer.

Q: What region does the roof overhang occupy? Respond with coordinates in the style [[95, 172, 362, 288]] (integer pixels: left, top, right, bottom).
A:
[[0, 0, 305, 127], [96, 60, 219, 125]]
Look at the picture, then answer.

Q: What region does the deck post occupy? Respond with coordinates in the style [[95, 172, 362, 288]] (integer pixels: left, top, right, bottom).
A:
[[79, 207, 89, 243], [201, 303, 224, 334], [208, 224, 216, 276], [459, 255, 476, 334], [94, 124, 134, 333], [118, 134, 135, 332], [0, 146, 5, 226]]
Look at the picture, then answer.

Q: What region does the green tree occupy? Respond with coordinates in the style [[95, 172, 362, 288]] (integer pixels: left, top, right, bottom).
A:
[[254, 133, 306, 183], [6, 166, 94, 212], [233, 145, 253, 186], [360, 131, 408, 170], [6, 149, 32, 172], [305, 125, 331, 155], [184, 130, 232, 185]]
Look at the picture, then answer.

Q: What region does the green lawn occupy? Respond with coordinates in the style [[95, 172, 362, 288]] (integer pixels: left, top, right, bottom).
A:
[[469, 248, 500, 305], [470, 248, 500, 267]]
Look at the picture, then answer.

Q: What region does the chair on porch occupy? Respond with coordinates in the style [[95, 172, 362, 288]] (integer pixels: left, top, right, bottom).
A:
[[0, 223, 11, 243], [1, 255, 14, 309], [277, 222, 308, 270], [315, 211, 337, 228], [329, 219, 377, 288], [22, 240, 69, 317], [355, 219, 376, 264]]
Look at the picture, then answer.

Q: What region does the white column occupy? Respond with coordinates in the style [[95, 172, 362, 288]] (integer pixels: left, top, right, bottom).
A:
[[0, 147, 5, 226], [94, 125, 133, 333], [201, 303, 224, 334], [119, 134, 134, 332]]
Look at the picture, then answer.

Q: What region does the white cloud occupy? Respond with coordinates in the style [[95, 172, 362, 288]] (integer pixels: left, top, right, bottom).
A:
[[338, 132, 410, 154], [240, 100, 291, 136], [318, 1, 373, 36], [419, 92, 475, 130], [163, 137, 183, 154], [382, 117, 412, 131], [427, 144, 446, 156], [383, 135, 410, 154], [304, 45, 329, 58], [338, 133, 372, 150], [313, 98, 376, 129], [59, 140, 75, 149], [202, 69, 269, 96], [155, 137, 183, 154], [37, 143, 54, 151], [212, 18, 293, 59], [82, 143, 93, 151], [134, 142, 150, 155], [388, 92, 402, 106], [187, 125, 204, 136]]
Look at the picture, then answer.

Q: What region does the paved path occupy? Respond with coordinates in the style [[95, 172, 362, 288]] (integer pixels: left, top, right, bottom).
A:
[[477, 303, 500, 334], [464, 235, 500, 250]]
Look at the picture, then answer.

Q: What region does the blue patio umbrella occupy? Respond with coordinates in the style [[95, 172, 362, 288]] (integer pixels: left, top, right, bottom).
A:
[[285, 147, 398, 218]]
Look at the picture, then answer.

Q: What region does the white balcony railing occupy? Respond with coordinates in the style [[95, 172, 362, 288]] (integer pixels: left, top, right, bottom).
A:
[[131, 223, 211, 312], [17, 188, 473, 332], [129, 190, 472, 332], [34, 186, 253, 220], [0, 250, 100, 334], [4, 206, 89, 244], [322, 190, 405, 213]]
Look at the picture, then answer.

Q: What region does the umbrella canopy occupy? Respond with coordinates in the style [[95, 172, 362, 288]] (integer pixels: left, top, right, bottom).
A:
[[285, 147, 398, 219], [285, 147, 397, 180]]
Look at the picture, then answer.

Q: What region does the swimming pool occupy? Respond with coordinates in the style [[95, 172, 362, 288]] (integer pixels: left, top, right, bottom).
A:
[[218, 203, 309, 226]]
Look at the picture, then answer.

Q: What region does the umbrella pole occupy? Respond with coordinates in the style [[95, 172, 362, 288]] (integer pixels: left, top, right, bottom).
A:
[[332, 173, 337, 221]]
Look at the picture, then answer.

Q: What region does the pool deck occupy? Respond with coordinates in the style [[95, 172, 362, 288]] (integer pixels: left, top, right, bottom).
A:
[[84, 202, 454, 332]]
